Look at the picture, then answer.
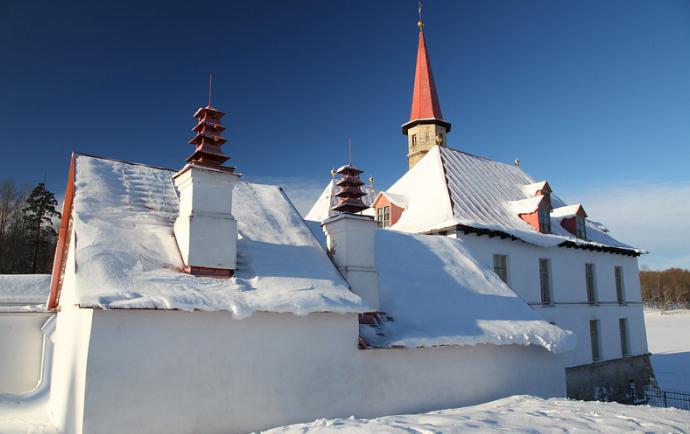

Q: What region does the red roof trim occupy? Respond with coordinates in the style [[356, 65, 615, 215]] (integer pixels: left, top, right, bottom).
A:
[[48, 153, 76, 310]]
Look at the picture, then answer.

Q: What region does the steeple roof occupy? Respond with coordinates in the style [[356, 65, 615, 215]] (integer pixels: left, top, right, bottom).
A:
[[402, 29, 451, 134]]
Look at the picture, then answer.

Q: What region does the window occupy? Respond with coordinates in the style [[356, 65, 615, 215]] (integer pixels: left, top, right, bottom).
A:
[[539, 258, 552, 304], [615, 266, 625, 304], [590, 319, 601, 361], [411, 134, 417, 148], [576, 216, 587, 239], [538, 205, 551, 233], [585, 263, 597, 304], [376, 206, 391, 228], [619, 318, 630, 357], [493, 254, 509, 284]]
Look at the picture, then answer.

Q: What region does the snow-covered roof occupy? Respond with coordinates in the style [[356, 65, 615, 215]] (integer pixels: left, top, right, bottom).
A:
[[364, 230, 574, 353], [509, 195, 545, 215], [304, 179, 376, 222], [306, 222, 574, 354], [0, 274, 51, 312], [386, 146, 640, 254], [61, 155, 368, 316], [551, 204, 585, 218], [373, 191, 408, 208]]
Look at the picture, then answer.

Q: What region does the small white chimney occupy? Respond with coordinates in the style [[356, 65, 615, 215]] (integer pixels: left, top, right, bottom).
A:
[[174, 103, 240, 277], [173, 165, 239, 276], [322, 159, 380, 311], [322, 213, 380, 311]]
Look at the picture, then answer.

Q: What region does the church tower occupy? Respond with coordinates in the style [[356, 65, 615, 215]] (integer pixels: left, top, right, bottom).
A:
[[402, 5, 451, 170]]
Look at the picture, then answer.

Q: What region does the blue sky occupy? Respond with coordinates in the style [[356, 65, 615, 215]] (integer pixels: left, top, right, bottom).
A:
[[1, 0, 689, 269]]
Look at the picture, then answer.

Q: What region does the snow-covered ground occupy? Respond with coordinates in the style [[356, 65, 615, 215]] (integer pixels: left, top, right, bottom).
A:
[[645, 308, 690, 391], [261, 395, 690, 433]]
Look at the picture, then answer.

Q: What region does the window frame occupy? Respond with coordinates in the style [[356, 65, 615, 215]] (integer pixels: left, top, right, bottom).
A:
[[619, 318, 631, 357], [538, 205, 551, 234], [615, 266, 626, 304], [493, 254, 509, 285], [539, 258, 552, 305], [411, 134, 417, 148], [376, 205, 391, 228], [576, 215, 587, 239], [585, 263, 598, 304], [590, 319, 601, 361]]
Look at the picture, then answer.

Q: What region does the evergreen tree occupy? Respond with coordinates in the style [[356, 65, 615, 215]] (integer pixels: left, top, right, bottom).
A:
[[23, 182, 61, 273]]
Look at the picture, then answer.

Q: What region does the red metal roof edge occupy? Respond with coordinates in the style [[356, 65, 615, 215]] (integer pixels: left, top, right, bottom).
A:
[[407, 30, 446, 126], [48, 153, 76, 310]]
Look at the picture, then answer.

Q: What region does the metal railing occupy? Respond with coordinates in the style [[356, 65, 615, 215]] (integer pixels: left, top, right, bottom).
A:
[[642, 387, 690, 410]]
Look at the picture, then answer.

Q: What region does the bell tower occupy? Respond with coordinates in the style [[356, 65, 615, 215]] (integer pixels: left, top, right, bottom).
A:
[[402, 3, 451, 170]]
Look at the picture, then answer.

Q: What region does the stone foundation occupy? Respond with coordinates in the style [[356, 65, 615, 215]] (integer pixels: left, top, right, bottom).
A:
[[566, 354, 657, 403]]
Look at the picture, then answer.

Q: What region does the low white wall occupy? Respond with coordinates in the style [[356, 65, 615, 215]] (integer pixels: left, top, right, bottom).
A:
[[49, 305, 93, 434], [457, 232, 648, 366], [0, 312, 52, 393], [78, 310, 565, 434]]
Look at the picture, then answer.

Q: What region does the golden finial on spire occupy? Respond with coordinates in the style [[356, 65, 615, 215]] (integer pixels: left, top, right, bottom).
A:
[[417, 0, 424, 31]]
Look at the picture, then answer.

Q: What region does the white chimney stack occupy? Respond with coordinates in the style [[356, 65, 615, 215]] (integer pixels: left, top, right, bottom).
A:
[[173, 165, 239, 276], [322, 213, 380, 311]]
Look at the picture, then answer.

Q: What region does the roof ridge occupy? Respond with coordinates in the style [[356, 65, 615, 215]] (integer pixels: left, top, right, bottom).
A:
[[442, 146, 523, 172], [75, 152, 177, 173]]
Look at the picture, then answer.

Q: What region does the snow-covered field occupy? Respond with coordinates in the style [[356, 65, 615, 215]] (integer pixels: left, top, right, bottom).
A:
[[261, 395, 690, 433], [645, 308, 690, 391]]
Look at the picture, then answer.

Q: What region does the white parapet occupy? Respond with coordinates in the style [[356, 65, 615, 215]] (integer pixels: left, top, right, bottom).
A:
[[322, 213, 380, 311], [173, 164, 240, 272]]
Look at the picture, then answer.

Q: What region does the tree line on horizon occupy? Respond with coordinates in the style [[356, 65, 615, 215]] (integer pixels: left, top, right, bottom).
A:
[[640, 268, 690, 309], [0, 178, 61, 274]]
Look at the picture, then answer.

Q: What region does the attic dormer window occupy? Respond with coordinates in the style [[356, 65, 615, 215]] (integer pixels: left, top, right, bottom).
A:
[[538, 205, 551, 234], [377, 205, 391, 228], [576, 215, 587, 239]]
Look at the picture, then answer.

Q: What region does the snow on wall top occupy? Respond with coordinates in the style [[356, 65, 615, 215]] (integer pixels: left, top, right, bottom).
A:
[[387, 146, 639, 253], [304, 179, 376, 222], [67, 155, 368, 316], [0, 274, 51, 311], [359, 230, 575, 353]]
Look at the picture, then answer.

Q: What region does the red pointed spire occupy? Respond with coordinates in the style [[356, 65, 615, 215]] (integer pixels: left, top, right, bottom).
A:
[[410, 31, 443, 121], [402, 23, 451, 134]]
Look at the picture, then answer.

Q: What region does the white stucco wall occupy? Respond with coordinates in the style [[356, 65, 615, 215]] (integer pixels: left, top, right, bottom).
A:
[[456, 232, 648, 367], [0, 312, 52, 393], [49, 228, 94, 434], [75, 310, 565, 434]]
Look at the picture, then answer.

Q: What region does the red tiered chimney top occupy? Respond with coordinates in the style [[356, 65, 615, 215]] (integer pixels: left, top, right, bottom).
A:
[[332, 164, 369, 214], [332, 140, 369, 214], [186, 105, 235, 172]]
